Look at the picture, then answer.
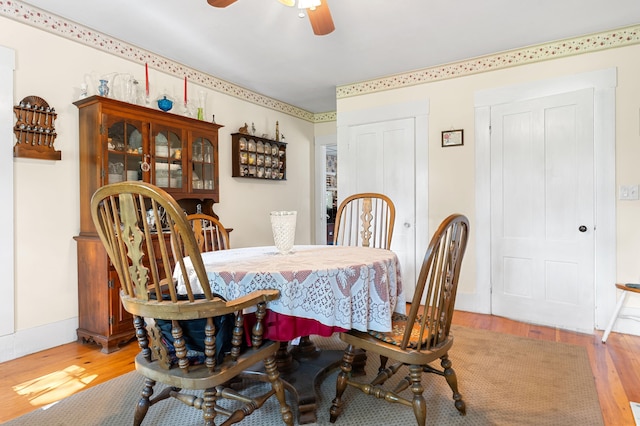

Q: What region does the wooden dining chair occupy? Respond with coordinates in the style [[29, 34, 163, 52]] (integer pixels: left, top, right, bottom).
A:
[[186, 213, 230, 252], [333, 192, 396, 249], [90, 181, 293, 426], [329, 214, 470, 426], [331, 193, 396, 373]]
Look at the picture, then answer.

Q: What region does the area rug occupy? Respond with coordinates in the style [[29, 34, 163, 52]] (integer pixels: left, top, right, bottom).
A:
[[4, 326, 604, 425]]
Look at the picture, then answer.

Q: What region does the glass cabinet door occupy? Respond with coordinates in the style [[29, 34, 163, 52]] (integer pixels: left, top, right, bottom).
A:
[[104, 116, 144, 184], [192, 136, 216, 191], [151, 124, 183, 190]]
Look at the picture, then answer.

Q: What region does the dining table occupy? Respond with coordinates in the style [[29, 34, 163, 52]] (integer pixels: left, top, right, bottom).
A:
[[175, 244, 404, 424]]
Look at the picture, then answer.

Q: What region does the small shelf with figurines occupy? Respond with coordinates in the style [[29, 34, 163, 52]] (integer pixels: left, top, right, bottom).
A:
[[231, 132, 286, 180], [13, 96, 61, 160]]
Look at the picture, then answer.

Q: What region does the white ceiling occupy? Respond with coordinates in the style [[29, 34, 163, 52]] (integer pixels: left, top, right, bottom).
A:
[[20, 0, 640, 113]]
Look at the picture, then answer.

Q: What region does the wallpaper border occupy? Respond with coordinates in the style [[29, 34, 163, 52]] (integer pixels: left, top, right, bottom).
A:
[[337, 24, 640, 100]]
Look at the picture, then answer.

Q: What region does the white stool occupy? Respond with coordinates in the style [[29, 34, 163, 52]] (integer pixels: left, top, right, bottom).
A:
[[602, 283, 640, 343]]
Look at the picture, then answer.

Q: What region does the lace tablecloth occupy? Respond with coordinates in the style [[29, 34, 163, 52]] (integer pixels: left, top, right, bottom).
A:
[[176, 245, 404, 333]]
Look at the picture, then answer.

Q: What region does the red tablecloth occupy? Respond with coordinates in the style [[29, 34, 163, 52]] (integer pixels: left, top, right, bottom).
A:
[[263, 310, 348, 341]]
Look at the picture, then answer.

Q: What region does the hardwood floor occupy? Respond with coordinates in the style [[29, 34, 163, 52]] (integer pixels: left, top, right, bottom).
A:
[[0, 311, 638, 425], [453, 311, 640, 426]]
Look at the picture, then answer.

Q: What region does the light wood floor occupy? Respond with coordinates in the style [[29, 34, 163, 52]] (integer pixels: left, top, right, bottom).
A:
[[0, 311, 638, 425]]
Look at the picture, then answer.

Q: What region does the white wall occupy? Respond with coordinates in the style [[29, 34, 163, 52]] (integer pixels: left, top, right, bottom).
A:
[[0, 46, 15, 342], [0, 16, 315, 361], [337, 43, 640, 336]]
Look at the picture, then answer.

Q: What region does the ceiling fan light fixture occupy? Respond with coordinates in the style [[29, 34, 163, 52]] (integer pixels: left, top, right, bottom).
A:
[[298, 0, 321, 10], [275, 0, 335, 35]]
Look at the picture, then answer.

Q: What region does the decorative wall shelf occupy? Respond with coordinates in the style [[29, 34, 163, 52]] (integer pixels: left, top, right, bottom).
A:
[[13, 95, 61, 160], [231, 132, 286, 180]]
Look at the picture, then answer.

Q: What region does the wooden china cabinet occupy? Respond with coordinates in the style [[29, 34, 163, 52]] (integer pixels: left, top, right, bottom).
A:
[[73, 95, 222, 353]]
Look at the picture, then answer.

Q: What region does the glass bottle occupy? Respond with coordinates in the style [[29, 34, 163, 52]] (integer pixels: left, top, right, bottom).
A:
[[197, 91, 206, 120]]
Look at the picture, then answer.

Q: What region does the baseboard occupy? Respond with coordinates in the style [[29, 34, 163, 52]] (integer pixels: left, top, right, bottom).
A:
[[455, 293, 640, 337], [0, 317, 78, 363], [455, 291, 490, 314], [631, 401, 640, 426], [613, 315, 640, 337]]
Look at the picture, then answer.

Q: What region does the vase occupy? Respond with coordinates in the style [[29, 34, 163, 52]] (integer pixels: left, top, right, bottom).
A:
[[98, 79, 109, 97], [157, 96, 173, 112], [197, 91, 206, 120], [270, 211, 297, 254]]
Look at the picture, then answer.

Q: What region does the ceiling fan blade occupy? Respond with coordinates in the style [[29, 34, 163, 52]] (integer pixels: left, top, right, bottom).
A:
[[307, 1, 335, 36], [207, 0, 237, 7]]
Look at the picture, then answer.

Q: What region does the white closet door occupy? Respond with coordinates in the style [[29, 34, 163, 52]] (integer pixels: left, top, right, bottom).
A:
[[341, 118, 417, 298]]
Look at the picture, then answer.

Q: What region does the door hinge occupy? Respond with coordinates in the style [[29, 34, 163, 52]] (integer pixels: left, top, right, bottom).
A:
[[99, 124, 106, 135], [109, 315, 114, 326], [108, 279, 114, 289]]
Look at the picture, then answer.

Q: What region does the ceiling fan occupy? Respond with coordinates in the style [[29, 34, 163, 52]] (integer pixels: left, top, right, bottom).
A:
[[206, 0, 335, 36]]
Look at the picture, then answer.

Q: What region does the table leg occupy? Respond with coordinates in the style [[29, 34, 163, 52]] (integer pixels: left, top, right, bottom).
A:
[[274, 341, 295, 373], [267, 336, 368, 424], [248, 334, 368, 424], [281, 336, 344, 424]]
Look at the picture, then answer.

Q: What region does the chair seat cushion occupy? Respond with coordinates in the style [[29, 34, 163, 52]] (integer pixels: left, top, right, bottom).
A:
[[367, 312, 430, 348]]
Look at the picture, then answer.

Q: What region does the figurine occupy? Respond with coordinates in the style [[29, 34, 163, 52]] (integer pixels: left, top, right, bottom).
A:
[[79, 83, 88, 100], [239, 123, 249, 134]]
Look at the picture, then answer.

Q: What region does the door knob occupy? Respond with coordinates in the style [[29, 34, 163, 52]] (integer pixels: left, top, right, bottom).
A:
[[578, 225, 587, 232]]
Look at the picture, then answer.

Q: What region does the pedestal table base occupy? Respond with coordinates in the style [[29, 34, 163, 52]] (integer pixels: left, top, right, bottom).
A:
[[273, 336, 367, 424]]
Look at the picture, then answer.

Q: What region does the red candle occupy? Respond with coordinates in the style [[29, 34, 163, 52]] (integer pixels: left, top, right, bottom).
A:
[[145, 63, 149, 96], [184, 76, 188, 104]]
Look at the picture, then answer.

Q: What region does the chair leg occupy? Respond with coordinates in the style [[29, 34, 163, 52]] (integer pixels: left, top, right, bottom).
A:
[[379, 355, 388, 372], [134, 377, 156, 426], [602, 290, 628, 343], [441, 355, 466, 415], [329, 344, 356, 423], [264, 355, 294, 426], [408, 364, 427, 426], [202, 387, 217, 426]]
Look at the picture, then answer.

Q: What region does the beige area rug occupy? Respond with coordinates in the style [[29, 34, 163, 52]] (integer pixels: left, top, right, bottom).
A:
[[4, 326, 604, 426]]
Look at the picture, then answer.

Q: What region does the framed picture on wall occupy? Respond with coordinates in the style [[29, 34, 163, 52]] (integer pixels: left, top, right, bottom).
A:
[[442, 129, 464, 147]]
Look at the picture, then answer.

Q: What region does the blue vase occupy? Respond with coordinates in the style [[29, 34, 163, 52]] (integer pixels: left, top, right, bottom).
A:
[[98, 79, 109, 97], [157, 96, 173, 112]]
